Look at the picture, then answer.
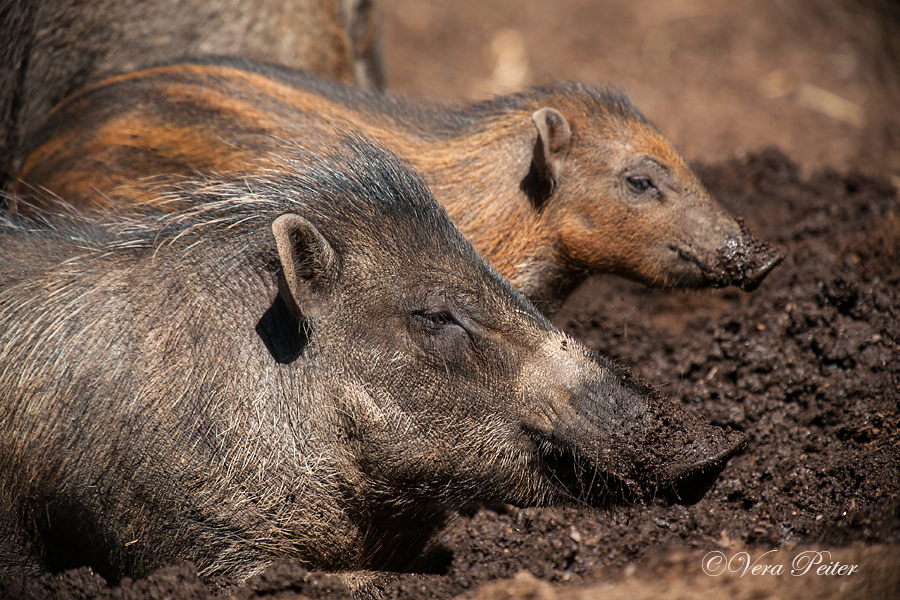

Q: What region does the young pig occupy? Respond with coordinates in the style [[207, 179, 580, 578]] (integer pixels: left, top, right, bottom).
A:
[[14, 58, 784, 315]]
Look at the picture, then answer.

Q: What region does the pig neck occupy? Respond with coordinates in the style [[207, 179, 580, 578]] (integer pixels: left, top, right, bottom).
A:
[[388, 113, 573, 311]]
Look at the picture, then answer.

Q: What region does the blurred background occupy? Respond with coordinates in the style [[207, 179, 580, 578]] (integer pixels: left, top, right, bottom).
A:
[[383, 0, 900, 181]]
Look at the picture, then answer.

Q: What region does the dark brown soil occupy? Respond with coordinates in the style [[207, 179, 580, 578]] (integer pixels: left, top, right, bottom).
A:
[[3, 1, 900, 598]]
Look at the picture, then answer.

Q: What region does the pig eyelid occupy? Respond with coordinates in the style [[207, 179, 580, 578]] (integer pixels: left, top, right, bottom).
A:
[[623, 156, 670, 181], [412, 302, 478, 340], [412, 306, 465, 332], [636, 155, 671, 176], [413, 293, 483, 335], [414, 310, 457, 327]]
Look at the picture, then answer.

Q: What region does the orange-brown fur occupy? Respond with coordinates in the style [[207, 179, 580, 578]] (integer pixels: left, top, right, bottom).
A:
[[16, 60, 781, 313], [1, 1, 390, 197]]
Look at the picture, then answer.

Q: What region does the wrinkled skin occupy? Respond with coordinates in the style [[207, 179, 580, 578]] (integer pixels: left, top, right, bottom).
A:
[[13, 59, 784, 316], [0, 136, 744, 586]]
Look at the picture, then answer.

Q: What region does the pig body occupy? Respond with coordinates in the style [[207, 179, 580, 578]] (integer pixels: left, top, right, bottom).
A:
[[0, 1, 384, 193], [15, 58, 784, 315], [0, 135, 744, 584]]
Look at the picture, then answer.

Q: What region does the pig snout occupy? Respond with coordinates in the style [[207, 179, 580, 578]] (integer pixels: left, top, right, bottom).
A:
[[713, 218, 786, 292], [523, 347, 746, 507], [638, 403, 748, 505], [579, 386, 746, 506], [673, 206, 786, 292]]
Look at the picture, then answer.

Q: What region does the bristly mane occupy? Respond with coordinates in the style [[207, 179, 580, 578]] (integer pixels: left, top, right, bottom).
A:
[[3, 133, 479, 264], [179, 56, 651, 138]]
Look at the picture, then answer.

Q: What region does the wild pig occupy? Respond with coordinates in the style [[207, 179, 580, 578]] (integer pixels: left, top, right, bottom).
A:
[[14, 58, 785, 316], [0, 133, 745, 585], [0, 0, 384, 193]]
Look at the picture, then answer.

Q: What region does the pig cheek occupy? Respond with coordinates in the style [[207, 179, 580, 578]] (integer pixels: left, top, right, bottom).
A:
[[554, 201, 617, 270], [575, 217, 663, 285], [554, 187, 667, 285]]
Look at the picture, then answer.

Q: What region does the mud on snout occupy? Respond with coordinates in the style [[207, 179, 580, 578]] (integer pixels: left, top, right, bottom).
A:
[[681, 217, 786, 292], [710, 218, 786, 291], [519, 336, 747, 507]]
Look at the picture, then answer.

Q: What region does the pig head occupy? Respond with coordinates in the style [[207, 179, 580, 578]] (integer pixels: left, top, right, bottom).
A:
[[527, 97, 785, 301]]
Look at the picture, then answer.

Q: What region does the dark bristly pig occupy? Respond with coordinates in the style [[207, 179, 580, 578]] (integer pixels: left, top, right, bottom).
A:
[[0, 134, 745, 586], [14, 58, 786, 316]]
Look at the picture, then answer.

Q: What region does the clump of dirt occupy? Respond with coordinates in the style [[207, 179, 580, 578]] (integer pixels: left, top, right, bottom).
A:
[[4, 150, 897, 600]]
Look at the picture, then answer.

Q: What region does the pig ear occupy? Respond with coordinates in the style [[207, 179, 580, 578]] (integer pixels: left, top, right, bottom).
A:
[[272, 213, 337, 320], [531, 107, 572, 185]]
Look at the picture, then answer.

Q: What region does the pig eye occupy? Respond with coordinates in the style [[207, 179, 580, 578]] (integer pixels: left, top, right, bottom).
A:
[[413, 305, 472, 358], [626, 176, 656, 194], [414, 309, 462, 331], [412, 295, 479, 351], [416, 310, 456, 328]]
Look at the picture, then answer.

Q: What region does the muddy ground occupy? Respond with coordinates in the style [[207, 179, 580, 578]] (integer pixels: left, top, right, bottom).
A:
[[3, 0, 900, 599]]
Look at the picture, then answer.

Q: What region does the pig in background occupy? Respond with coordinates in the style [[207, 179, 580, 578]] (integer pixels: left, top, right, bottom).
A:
[[0, 133, 745, 588], [0, 0, 384, 193], [14, 58, 785, 317]]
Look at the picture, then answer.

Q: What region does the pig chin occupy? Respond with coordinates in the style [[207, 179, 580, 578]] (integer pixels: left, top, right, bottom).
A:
[[527, 437, 637, 506]]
